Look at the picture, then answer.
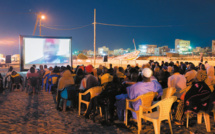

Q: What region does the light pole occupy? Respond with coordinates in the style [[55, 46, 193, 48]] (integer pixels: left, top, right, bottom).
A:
[[93, 9, 96, 67], [33, 12, 45, 36], [40, 14, 45, 36]]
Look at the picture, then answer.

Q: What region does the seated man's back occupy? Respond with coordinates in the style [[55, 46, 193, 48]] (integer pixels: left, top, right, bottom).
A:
[[126, 68, 162, 119], [168, 65, 186, 98]]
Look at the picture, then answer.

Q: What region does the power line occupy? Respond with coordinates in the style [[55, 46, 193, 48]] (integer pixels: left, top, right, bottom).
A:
[[42, 24, 84, 27], [96, 22, 214, 27], [41, 24, 92, 30], [96, 22, 174, 27], [0, 12, 36, 15]]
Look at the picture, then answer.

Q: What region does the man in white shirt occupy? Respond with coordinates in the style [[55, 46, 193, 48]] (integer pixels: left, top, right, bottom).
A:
[[168, 65, 186, 98]]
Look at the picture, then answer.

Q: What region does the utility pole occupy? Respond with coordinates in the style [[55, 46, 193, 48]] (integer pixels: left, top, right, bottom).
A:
[[33, 12, 44, 36], [93, 9, 96, 67], [39, 13, 42, 36], [33, 12, 40, 36]]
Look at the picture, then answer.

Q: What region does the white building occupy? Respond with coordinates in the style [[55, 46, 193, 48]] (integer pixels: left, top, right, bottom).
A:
[[87, 50, 94, 56], [138, 45, 147, 55], [154, 48, 160, 56], [147, 45, 157, 55], [175, 39, 191, 54], [98, 46, 109, 56], [138, 44, 157, 55], [212, 40, 215, 55], [113, 48, 124, 56]]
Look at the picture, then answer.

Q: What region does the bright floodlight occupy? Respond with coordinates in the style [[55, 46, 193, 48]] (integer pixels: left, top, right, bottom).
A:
[[41, 15, 45, 19]]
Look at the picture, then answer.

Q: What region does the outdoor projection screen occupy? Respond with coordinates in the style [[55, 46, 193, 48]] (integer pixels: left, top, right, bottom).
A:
[[20, 36, 72, 71]]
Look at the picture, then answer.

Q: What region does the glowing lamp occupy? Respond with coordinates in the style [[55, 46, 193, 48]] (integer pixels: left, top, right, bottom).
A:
[[41, 15, 45, 19]]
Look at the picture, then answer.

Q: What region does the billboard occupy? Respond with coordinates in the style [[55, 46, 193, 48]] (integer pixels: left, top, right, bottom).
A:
[[20, 35, 72, 71]]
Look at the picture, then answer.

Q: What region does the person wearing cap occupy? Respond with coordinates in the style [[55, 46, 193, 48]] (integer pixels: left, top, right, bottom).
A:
[[158, 65, 170, 89], [79, 65, 99, 112], [79, 64, 99, 92], [29, 39, 69, 64], [126, 68, 163, 119]]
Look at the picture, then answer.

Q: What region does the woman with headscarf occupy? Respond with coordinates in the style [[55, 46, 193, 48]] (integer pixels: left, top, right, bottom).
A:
[[56, 70, 75, 110], [184, 70, 212, 117], [175, 70, 212, 125]]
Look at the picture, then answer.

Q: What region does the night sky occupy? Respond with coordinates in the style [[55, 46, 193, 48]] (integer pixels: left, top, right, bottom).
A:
[[1, 0, 215, 55]]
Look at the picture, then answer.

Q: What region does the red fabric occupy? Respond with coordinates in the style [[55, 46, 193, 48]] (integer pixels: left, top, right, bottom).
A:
[[27, 72, 39, 78], [45, 39, 57, 44], [85, 65, 93, 73], [180, 93, 186, 100], [79, 66, 84, 71]]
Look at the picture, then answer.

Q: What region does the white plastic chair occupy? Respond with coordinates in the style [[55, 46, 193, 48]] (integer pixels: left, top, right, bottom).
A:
[[124, 91, 156, 126], [138, 96, 177, 134], [161, 87, 176, 99], [186, 111, 211, 132], [78, 86, 103, 116]]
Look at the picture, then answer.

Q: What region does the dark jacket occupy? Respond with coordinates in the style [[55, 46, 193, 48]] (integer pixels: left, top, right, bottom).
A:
[[184, 82, 212, 113], [158, 70, 170, 88]]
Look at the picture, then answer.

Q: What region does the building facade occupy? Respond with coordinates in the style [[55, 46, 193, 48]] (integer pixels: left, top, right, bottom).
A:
[[175, 39, 191, 54], [98, 46, 109, 56], [212, 40, 215, 55]]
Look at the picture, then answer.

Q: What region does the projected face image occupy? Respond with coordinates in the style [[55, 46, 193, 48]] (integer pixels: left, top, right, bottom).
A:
[[43, 39, 59, 62], [24, 37, 71, 67]]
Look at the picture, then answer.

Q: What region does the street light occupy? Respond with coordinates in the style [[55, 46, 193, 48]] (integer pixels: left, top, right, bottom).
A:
[[41, 15, 45, 20], [33, 12, 45, 36]]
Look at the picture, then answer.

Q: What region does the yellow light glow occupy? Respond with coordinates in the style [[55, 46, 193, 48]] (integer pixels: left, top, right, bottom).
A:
[[41, 15, 45, 19]]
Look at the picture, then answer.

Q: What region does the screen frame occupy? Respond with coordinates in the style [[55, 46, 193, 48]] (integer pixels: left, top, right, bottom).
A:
[[19, 35, 72, 71]]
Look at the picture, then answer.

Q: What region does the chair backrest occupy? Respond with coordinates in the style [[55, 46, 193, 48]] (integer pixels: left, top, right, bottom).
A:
[[43, 73, 50, 83], [86, 86, 103, 99], [48, 74, 59, 85], [161, 87, 176, 100], [12, 76, 22, 84], [139, 91, 156, 108], [29, 77, 38, 87], [158, 96, 177, 121]]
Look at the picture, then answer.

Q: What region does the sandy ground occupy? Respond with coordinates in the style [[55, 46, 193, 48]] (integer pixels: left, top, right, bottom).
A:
[[0, 89, 214, 134]]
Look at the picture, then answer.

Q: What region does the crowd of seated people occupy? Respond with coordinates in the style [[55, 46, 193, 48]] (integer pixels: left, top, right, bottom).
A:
[[1, 61, 214, 131], [66, 61, 214, 128]]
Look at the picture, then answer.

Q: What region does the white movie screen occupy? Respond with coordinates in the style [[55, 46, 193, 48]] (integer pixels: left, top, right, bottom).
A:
[[22, 37, 71, 70]]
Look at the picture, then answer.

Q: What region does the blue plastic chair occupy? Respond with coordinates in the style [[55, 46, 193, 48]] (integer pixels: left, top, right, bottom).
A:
[[42, 73, 50, 91], [46, 74, 59, 93]]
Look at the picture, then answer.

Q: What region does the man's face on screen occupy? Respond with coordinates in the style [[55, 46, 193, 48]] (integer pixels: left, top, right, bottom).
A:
[[43, 40, 59, 62]]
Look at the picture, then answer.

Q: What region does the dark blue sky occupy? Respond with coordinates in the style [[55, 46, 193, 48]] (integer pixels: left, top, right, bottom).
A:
[[1, 0, 215, 55]]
